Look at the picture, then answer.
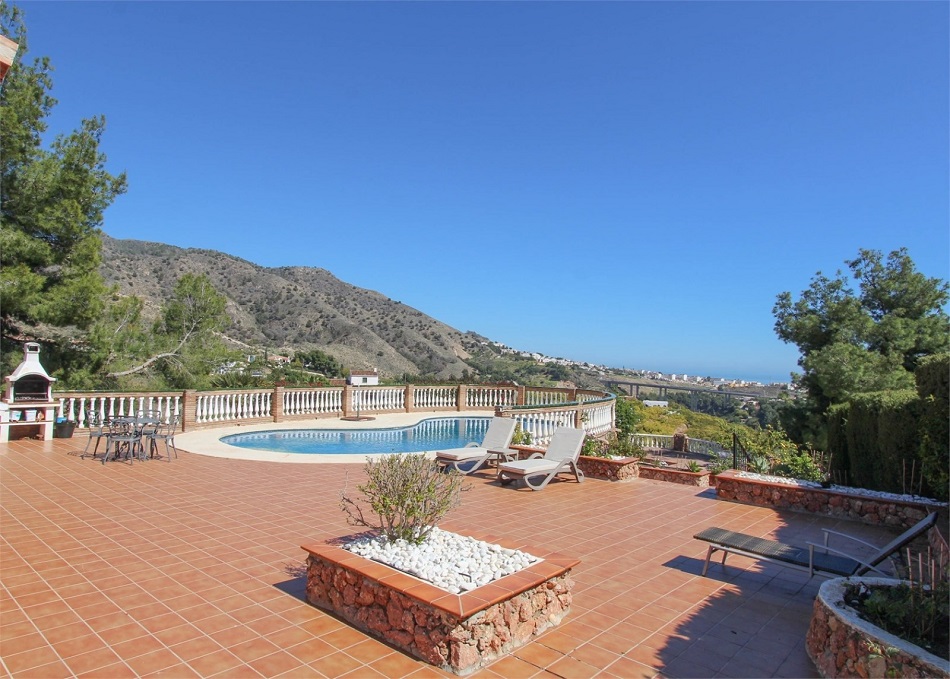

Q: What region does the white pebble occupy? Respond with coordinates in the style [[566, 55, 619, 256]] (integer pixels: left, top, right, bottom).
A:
[[343, 527, 541, 592]]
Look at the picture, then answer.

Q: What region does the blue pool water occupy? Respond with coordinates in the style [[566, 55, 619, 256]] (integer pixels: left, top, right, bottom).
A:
[[220, 417, 491, 455]]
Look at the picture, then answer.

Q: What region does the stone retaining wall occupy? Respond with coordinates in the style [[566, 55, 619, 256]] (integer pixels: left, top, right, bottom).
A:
[[302, 535, 578, 676], [806, 577, 949, 678], [637, 465, 710, 488], [576, 456, 639, 482], [715, 470, 943, 530], [576, 456, 710, 487]]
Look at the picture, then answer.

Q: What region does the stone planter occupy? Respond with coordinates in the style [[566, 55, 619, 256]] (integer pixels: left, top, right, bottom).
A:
[[577, 455, 639, 482], [637, 464, 710, 488], [806, 577, 949, 678], [301, 526, 579, 676]]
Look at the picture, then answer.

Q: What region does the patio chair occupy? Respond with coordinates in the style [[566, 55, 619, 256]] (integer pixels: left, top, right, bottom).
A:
[[694, 511, 938, 579], [435, 417, 519, 474], [101, 419, 146, 464], [146, 415, 179, 461], [81, 410, 109, 460], [497, 426, 586, 491]]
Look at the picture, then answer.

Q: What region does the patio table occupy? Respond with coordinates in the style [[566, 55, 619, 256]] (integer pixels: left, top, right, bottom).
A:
[[101, 416, 160, 463]]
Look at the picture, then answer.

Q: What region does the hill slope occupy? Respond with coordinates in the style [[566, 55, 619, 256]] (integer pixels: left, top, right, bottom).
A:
[[100, 236, 477, 379]]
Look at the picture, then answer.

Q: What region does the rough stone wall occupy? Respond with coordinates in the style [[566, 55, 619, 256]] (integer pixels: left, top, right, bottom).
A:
[[576, 457, 710, 487], [577, 456, 639, 482], [637, 466, 710, 488], [806, 580, 948, 678], [715, 472, 940, 529], [305, 555, 574, 676]]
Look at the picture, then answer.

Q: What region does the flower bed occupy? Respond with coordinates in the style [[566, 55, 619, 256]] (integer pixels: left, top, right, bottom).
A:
[[301, 527, 579, 676], [806, 577, 950, 678], [715, 470, 945, 530]]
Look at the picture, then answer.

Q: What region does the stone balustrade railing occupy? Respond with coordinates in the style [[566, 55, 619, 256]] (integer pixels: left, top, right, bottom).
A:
[[56, 384, 616, 443]]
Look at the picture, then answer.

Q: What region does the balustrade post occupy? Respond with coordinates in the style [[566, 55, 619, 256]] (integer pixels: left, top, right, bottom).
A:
[[273, 386, 285, 422], [515, 385, 526, 406], [182, 390, 197, 432], [574, 409, 583, 430], [342, 384, 352, 418], [457, 384, 468, 412], [404, 384, 415, 413]]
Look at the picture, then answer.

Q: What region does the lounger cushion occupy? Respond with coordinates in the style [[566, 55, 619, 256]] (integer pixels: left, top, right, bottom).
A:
[[498, 458, 560, 476], [437, 447, 489, 461], [694, 527, 860, 577]]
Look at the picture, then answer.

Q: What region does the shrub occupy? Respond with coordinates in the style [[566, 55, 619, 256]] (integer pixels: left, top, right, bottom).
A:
[[340, 454, 467, 544], [511, 422, 533, 446], [770, 451, 825, 482], [845, 580, 949, 660]]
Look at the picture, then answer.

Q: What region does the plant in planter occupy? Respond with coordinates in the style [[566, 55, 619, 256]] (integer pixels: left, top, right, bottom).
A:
[[340, 453, 468, 543], [686, 460, 703, 473], [305, 452, 580, 675], [708, 456, 731, 475], [843, 578, 949, 661]]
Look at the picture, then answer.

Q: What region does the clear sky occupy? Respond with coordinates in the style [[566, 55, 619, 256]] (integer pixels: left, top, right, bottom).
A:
[[15, 1, 949, 384]]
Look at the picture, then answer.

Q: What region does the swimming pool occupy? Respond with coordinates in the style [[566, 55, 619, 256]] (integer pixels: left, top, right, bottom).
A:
[[219, 416, 492, 455]]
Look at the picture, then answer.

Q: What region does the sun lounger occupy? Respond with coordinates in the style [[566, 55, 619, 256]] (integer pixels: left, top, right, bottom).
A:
[[435, 417, 519, 474], [695, 511, 938, 578], [497, 426, 586, 491]]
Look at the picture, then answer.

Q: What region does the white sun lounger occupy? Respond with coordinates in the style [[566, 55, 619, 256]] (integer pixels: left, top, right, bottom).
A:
[[435, 417, 519, 474], [497, 426, 586, 491]]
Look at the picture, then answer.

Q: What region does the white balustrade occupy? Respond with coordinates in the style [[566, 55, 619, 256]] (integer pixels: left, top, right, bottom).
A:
[[284, 388, 342, 416], [57, 393, 182, 427], [56, 386, 618, 434], [352, 387, 406, 413]]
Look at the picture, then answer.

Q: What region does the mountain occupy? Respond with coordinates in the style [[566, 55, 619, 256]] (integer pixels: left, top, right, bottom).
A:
[[100, 236, 478, 379]]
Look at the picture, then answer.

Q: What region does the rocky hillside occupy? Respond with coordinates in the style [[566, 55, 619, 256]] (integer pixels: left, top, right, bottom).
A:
[[100, 236, 478, 379]]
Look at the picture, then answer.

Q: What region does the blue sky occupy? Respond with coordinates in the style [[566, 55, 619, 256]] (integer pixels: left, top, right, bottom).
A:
[[16, 1, 949, 384]]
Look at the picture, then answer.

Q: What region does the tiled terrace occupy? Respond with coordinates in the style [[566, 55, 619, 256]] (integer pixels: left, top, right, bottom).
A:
[[1, 432, 900, 678]]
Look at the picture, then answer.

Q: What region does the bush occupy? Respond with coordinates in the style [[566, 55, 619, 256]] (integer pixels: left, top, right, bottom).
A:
[[340, 454, 468, 544], [770, 451, 825, 482], [845, 580, 949, 661], [511, 422, 533, 446]]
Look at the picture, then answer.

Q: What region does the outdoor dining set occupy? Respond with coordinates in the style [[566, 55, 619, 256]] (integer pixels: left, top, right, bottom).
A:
[[81, 410, 179, 463]]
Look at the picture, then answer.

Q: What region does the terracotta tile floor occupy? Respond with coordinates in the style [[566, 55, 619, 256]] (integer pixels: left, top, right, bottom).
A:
[[0, 435, 898, 678]]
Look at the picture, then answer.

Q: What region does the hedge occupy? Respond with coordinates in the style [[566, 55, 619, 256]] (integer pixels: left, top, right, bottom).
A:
[[826, 354, 949, 499]]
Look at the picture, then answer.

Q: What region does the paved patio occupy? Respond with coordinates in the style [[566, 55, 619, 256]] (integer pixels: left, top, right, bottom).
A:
[[1, 428, 899, 678]]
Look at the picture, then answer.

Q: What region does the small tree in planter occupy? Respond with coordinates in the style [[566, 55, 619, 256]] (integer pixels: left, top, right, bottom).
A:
[[340, 454, 468, 544]]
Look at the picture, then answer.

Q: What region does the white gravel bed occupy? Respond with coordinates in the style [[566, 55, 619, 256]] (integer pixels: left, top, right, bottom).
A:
[[344, 527, 541, 594], [735, 471, 945, 505]]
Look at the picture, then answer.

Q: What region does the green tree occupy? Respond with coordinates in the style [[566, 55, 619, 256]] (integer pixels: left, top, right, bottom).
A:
[[295, 348, 344, 377], [774, 249, 949, 446], [0, 3, 127, 375]]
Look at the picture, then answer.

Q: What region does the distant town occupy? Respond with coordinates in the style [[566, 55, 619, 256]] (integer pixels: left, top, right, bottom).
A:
[[480, 339, 793, 392]]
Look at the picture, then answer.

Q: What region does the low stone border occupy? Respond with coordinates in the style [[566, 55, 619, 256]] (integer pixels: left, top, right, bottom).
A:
[[637, 465, 710, 488], [576, 455, 639, 482], [806, 577, 949, 678], [715, 470, 944, 529], [576, 456, 710, 487], [301, 524, 579, 676]]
